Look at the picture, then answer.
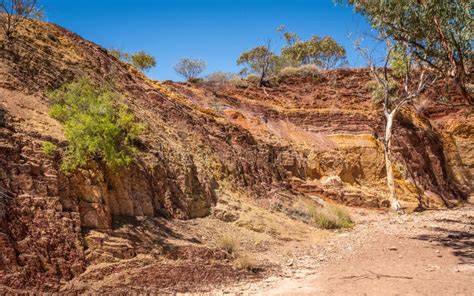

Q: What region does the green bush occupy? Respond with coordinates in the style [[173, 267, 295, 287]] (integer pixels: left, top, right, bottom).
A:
[[48, 79, 143, 173], [130, 51, 157, 72], [365, 79, 398, 104], [308, 203, 353, 229], [42, 141, 58, 157]]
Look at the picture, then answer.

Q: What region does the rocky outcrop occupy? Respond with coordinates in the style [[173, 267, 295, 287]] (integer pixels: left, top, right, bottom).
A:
[[170, 70, 469, 210], [0, 118, 84, 290]]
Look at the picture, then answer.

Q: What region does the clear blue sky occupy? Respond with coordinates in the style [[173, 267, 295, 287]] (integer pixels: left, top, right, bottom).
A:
[[40, 0, 376, 81]]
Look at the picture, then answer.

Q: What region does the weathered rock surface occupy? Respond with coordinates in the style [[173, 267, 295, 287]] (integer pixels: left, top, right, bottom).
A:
[[0, 19, 471, 292]]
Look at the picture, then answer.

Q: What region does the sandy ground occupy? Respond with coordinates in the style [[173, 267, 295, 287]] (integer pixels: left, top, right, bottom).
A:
[[209, 205, 473, 296]]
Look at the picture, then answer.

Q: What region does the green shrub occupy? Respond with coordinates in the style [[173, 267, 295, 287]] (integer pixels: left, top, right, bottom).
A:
[[130, 51, 156, 72], [42, 141, 57, 157], [308, 203, 353, 229], [217, 234, 239, 256], [365, 78, 398, 104], [48, 79, 143, 173]]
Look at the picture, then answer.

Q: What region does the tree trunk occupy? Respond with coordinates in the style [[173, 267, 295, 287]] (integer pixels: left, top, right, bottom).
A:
[[454, 75, 473, 105], [384, 111, 402, 211]]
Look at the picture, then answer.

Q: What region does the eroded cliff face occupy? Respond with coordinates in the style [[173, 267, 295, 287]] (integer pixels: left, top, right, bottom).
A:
[[0, 19, 471, 291], [168, 70, 470, 210]]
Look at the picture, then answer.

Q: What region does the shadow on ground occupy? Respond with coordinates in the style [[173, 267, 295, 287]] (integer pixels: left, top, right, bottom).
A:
[[414, 218, 474, 265]]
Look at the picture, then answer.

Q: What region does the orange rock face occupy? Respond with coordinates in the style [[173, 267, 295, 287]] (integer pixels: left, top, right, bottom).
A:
[[0, 19, 471, 291]]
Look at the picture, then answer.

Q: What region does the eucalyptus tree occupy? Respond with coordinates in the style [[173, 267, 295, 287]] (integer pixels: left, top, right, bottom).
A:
[[360, 42, 438, 211], [279, 30, 347, 69], [343, 0, 473, 104], [237, 44, 281, 86]]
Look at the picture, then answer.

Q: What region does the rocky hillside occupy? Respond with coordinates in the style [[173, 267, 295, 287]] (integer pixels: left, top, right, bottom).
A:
[[0, 19, 472, 292]]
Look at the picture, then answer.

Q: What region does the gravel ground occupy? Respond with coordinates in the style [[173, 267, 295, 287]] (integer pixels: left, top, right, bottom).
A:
[[202, 205, 474, 296]]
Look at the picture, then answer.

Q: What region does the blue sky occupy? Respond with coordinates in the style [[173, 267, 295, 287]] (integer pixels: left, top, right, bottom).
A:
[[40, 0, 377, 81]]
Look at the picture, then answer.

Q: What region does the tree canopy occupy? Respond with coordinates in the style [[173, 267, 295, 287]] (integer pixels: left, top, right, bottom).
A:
[[237, 45, 282, 85], [109, 49, 156, 72], [130, 51, 156, 72], [236, 29, 347, 85], [343, 0, 473, 103], [281, 34, 347, 69]]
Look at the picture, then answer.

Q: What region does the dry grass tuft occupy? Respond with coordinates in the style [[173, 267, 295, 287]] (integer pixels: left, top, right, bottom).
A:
[[234, 254, 256, 271], [308, 203, 353, 229], [217, 234, 239, 256], [277, 64, 322, 80]]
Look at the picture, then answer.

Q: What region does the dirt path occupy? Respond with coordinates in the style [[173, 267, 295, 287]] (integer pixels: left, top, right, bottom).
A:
[[211, 205, 474, 295]]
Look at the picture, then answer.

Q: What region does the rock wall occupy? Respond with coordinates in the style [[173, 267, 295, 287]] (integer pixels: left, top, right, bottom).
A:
[[0, 116, 84, 290]]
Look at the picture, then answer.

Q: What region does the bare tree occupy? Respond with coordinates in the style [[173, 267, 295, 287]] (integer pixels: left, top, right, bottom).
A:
[[174, 58, 207, 82], [0, 0, 43, 39], [358, 41, 438, 211]]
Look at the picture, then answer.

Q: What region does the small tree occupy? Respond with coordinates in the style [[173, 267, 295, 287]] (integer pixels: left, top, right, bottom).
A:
[[318, 36, 348, 69], [130, 51, 156, 72], [174, 58, 207, 82], [49, 79, 143, 173], [109, 48, 131, 63], [0, 0, 43, 39], [108, 49, 156, 72], [343, 0, 473, 104], [359, 41, 438, 211], [237, 44, 280, 86], [280, 33, 347, 69]]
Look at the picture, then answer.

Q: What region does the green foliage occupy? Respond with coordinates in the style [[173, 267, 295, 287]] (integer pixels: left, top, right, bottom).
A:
[[42, 141, 57, 157], [108, 49, 156, 72], [365, 78, 398, 104], [342, 0, 472, 100], [389, 45, 411, 79], [48, 79, 143, 173], [280, 31, 347, 69], [237, 45, 283, 85], [109, 48, 131, 63], [283, 31, 301, 46], [307, 203, 353, 229], [236, 27, 347, 84], [130, 51, 156, 72], [174, 58, 207, 82]]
